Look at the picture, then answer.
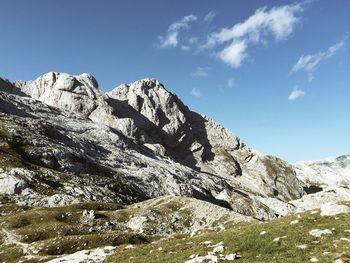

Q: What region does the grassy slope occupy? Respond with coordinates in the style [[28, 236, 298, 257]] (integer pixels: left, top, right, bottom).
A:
[[0, 198, 196, 262], [0, 202, 148, 263], [107, 205, 350, 263]]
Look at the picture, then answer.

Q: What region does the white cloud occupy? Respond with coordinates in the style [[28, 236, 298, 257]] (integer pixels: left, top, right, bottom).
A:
[[192, 67, 209, 77], [191, 87, 202, 97], [168, 14, 197, 31], [203, 11, 216, 24], [288, 86, 305, 101], [156, 3, 308, 68], [291, 40, 345, 79], [206, 4, 302, 47], [217, 41, 247, 68], [227, 77, 236, 88], [188, 37, 199, 45], [181, 45, 190, 51], [158, 15, 197, 48], [158, 32, 178, 48], [201, 3, 304, 68]]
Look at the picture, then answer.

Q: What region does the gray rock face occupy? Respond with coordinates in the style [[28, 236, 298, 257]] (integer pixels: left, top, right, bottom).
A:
[[19, 72, 110, 118], [294, 155, 350, 188], [0, 72, 307, 220], [0, 77, 26, 96], [108, 79, 186, 136]]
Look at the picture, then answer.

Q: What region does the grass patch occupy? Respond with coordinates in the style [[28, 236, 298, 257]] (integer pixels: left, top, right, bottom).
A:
[[106, 211, 350, 263], [216, 149, 235, 164], [0, 201, 149, 261], [0, 244, 23, 263], [262, 156, 294, 179], [36, 233, 149, 256]]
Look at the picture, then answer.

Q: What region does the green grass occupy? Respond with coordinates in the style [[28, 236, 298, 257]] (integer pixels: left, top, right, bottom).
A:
[[0, 244, 24, 263], [0, 201, 147, 261], [106, 209, 350, 263], [217, 149, 235, 164], [262, 156, 294, 179]]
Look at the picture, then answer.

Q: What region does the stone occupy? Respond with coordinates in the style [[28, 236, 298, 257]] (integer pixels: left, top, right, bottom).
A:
[[309, 229, 333, 237], [320, 202, 350, 216]]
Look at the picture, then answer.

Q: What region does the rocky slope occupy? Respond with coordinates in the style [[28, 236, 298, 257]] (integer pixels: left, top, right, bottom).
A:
[[294, 155, 350, 188]]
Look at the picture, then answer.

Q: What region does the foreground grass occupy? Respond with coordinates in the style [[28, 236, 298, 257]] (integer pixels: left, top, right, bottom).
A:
[[1, 199, 350, 263], [107, 208, 350, 263], [0, 202, 148, 262]]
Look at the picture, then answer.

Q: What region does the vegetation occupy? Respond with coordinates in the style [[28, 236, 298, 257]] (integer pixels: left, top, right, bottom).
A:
[[262, 156, 295, 179], [0, 202, 147, 262], [107, 208, 350, 263], [217, 149, 235, 164]]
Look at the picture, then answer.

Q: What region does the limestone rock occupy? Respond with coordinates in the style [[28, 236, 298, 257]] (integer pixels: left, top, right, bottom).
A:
[[320, 202, 350, 216], [294, 155, 350, 188], [18, 72, 109, 118]]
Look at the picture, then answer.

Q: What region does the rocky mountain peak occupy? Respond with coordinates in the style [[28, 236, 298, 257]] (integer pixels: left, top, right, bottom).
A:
[[108, 78, 187, 136], [17, 72, 107, 117]]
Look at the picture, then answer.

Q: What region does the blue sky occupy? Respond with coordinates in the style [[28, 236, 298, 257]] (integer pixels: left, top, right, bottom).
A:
[[1, 0, 349, 162]]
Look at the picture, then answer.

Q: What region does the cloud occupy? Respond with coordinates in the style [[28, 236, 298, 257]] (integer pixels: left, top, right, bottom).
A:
[[181, 45, 191, 51], [217, 41, 247, 68], [227, 77, 236, 88], [291, 40, 345, 80], [203, 11, 216, 24], [156, 3, 308, 68], [169, 14, 197, 31], [191, 87, 202, 97], [202, 3, 304, 67], [158, 32, 178, 48], [192, 67, 209, 77], [288, 86, 305, 101], [158, 15, 197, 48]]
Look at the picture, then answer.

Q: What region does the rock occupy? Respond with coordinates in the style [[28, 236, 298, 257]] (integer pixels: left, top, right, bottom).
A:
[[309, 229, 333, 237], [0, 173, 27, 195], [294, 155, 350, 187], [320, 202, 350, 216], [46, 246, 116, 263], [310, 257, 319, 262], [296, 244, 307, 249], [212, 245, 225, 254], [127, 216, 148, 232], [273, 236, 287, 242], [185, 254, 218, 263], [18, 72, 108, 118], [225, 254, 237, 261], [0, 77, 27, 96], [291, 187, 350, 213], [108, 79, 187, 136], [290, 220, 299, 225]]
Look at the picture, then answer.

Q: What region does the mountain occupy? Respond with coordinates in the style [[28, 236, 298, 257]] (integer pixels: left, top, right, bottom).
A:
[[1, 72, 305, 216], [295, 155, 350, 188], [1, 72, 349, 214], [0, 72, 350, 262]]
